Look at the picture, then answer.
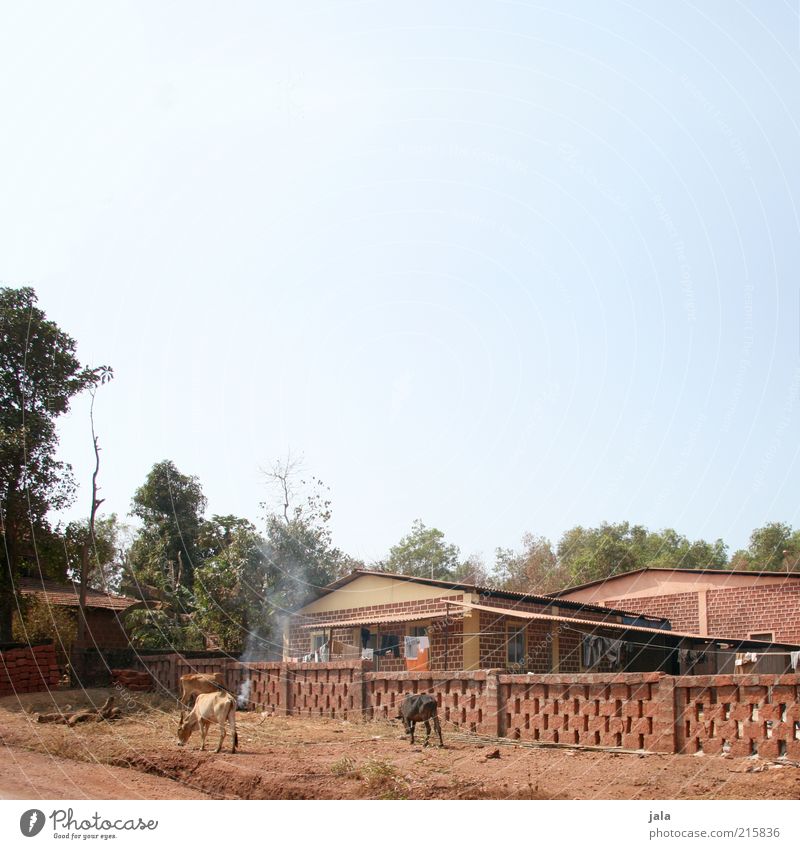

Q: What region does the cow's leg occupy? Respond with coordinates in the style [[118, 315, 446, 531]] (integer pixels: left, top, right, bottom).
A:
[[434, 714, 444, 747], [200, 719, 208, 751], [423, 719, 432, 747], [230, 708, 238, 753], [216, 721, 226, 753], [409, 721, 415, 745]]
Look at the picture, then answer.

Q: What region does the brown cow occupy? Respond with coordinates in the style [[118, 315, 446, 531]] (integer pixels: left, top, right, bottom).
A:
[[177, 691, 238, 753], [178, 672, 228, 708]]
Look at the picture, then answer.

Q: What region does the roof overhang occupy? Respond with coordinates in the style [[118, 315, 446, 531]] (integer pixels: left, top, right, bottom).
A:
[[449, 601, 800, 650], [296, 609, 464, 630]]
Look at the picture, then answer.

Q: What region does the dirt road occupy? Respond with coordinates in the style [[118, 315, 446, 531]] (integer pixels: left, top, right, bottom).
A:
[[0, 746, 210, 800], [1, 689, 799, 800]]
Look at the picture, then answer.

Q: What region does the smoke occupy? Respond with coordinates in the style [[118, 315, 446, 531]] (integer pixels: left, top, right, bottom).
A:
[[236, 531, 327, 709], [237, 678, 251, 709]]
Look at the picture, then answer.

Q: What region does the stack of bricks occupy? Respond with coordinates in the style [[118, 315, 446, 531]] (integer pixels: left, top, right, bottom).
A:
[[110, 669, 153, 692], [0, 643, 60, 696]]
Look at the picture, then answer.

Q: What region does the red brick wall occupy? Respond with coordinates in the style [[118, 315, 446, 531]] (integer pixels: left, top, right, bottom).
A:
[[288, 594, 466, 669], [706, 584, 800, 643], [675, 674, 800, 759], [605, 592, 700, 633], [498, 672, 675, 752], [0, 642, 60, 696], [604, 584, 800, 644], [84, 610, 130, 649], [133, 653, 800, 758]]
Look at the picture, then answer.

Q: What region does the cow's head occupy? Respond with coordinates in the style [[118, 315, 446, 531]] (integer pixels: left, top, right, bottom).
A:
[[176, 711, 191, 746]]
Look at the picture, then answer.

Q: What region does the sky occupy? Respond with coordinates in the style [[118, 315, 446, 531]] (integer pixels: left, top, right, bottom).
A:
[[1, 1, 799, 565]]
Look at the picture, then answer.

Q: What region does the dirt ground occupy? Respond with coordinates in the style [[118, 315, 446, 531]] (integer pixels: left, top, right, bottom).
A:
[[1, 689, 798, 800]]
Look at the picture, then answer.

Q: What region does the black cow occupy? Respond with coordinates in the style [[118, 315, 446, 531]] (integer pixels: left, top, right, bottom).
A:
[[396, 694, 444, 747]]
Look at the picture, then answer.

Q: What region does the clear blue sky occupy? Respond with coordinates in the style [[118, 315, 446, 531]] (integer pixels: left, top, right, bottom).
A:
[[1, 1, 799, 564]]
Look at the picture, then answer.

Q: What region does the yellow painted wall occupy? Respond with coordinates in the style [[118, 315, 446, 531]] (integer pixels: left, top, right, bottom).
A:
[[462, 599, 480, 670], [297, 574, 466, 614]]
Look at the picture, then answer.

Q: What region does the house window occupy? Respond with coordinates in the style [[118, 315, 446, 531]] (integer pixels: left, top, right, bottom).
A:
[[748, 631, 774, 642], [411, 625, 428, 638], [507, 623, 526, 666], [358, 627, 378, 651], [310, 632, 327, 652], [379, 633, 401, 658]]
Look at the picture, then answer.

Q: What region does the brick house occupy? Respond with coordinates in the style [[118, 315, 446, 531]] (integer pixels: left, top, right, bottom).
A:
[[286, 570, 798, 674], [15, 577, 137, 650], [549, 567, 800, 646]]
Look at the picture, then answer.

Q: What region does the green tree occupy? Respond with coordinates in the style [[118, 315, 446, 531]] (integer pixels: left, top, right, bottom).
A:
[[381, 519, 460, 580], [258, 462, 360, 650], [64, 514, 125, 592], [193, 516, 272, 655], [122, 460, 208, 649], [730, 522, 800, 572], [0, 286, 109, 640], [494, 533, 567, 594], [128, 460, 207, 590], [556, 522, 728, 586]]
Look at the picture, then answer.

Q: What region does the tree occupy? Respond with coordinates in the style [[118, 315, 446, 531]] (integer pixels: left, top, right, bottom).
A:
[[452, 553, 492, 586], [381, 519, 460, 580], [128, 460, 207, 590], [556, 522, 729, 586], [730, 522, 800, 572], [193, 516, 272, 655], [253, 463, 361, 657], [122, 460, 208, 650], [494, 533, 567, 594], [0, 286, 109, 641], [64, 514, 124, 592]]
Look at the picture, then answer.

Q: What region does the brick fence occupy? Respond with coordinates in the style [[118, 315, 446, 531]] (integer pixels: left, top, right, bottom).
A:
[[134, 654, 800, 758], [0, 642, 60, 697]]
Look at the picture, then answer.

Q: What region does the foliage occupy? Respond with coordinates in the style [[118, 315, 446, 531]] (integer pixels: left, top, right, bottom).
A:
[[729, 522, 800, 572], [193, 516, 273, 655], [122, 460, 209, 649], [63, 514, 125, 593], [128, 459, 207, 589], [0, 286, 110, 639], [494, 534, 567, 594], [555, 522, 728, 586], [12, 594, 77, 649], [381, 519, 460, 580]]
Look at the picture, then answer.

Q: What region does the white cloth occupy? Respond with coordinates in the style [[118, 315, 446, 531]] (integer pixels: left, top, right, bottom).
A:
[[404, 636, 420, 659], [418, 636, 430, 651], [790, 651, 800, 671], [361, 648, 374, 660], [318, 643, 329, 662]]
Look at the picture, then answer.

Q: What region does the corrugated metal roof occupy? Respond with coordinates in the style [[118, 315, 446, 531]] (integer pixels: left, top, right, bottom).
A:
[[308, 568, 667, 623], [451, 601, 798, 649], [297, 609, 464, 629], [548, 566, 800, 597], [17, 577, 137, 611]]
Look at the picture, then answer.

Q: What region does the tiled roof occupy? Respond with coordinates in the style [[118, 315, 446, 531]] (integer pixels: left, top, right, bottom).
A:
[[17, 577, 138, 611]]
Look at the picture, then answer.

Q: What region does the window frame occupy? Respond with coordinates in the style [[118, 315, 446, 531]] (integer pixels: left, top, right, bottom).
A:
[[506, 621, 527, 667], [747, 631, 774, 642]]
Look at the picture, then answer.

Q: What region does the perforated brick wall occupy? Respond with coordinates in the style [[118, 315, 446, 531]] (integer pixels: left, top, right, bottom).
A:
[[675, 674, 800, 759], [131, 653, 800, 758], [497, 672, 675, 752]]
